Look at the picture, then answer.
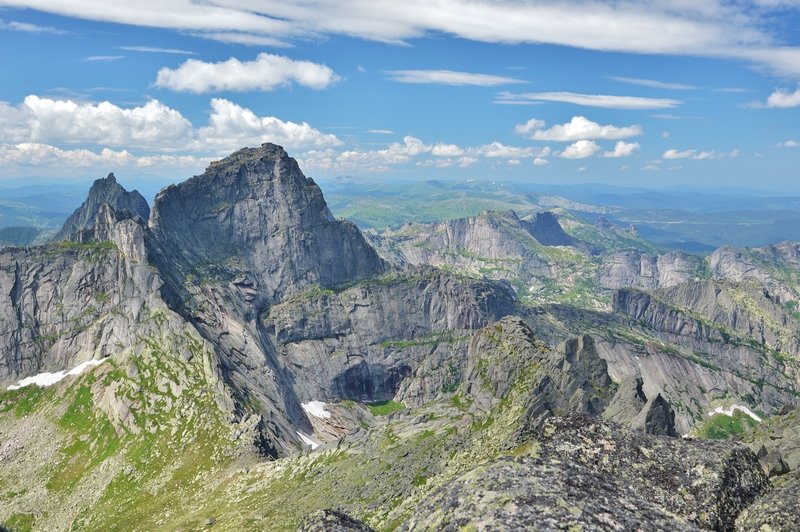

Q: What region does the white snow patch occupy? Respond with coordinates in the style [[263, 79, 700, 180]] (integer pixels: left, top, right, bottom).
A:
[[296, 431, 319, 450], [707, 404, 762, 423], [302, 400, 331, 419], [7, 358, 108, 391]]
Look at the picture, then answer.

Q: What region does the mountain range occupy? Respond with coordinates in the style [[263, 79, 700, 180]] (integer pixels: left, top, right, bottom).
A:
[[1, 144, 799, 530]]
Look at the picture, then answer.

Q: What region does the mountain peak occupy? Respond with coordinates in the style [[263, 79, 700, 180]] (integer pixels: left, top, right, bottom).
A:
[[150, 144, 384, 304], [54, 173, 150, 242]]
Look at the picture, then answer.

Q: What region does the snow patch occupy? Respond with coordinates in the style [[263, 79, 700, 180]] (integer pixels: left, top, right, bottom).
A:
[[7, 358, 108, 391], [707, 404, 762, 423], [301, 400, 331, 419], [296, 431, 319, 450]]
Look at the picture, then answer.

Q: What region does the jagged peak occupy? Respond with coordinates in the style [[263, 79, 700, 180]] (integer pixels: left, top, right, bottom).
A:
[[54, 173, 150, 242]]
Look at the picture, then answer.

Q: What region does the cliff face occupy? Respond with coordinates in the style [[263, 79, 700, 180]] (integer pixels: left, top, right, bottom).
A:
[[0, 216, 161, 385], [149, 144, 384, 306], [596, 249, 701, 290], [54, 173, 149, 242]]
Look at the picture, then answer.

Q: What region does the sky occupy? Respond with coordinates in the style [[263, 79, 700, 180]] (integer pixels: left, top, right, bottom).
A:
[[0, 1, 799, 193]]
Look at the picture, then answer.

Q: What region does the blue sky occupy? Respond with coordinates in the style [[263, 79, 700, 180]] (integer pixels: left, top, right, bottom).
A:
[[0, 1, 798, 192]]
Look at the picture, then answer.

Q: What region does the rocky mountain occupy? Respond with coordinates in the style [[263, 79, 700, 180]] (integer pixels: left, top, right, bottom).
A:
[[1, 143, 799, 530], [53, 173, 149, 242]]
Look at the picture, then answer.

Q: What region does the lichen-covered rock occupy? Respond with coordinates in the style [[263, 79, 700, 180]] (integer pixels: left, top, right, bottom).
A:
[[404, 455, 695, 531], [735, 470, 800, 531], [538, 415, 770, 530], [298, 509, 375, 531]]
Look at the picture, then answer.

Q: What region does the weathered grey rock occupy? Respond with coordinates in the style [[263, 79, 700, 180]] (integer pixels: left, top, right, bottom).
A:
[[298, 509, 375, 532], [404, 455, 695, 531], [150, 143, 385, 306], [736, 470, 800, 531], [54, 173, 149, 242], [538, 415, 770, 531], [597, 249, 701, 290], [463, 318, 617, 433]]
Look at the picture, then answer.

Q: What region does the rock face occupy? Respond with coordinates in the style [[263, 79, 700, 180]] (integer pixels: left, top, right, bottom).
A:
[[406, 415, 769, 531], [150, 144, 384, 305], [54, 173, 149, 242], [0, 219, 161, 384], [523, 211, 573, 246], [597, 249, 700, 290]]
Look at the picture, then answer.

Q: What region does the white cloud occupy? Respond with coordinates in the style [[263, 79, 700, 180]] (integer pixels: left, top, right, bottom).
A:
[[663, 148, 718, 159], [558, 140, 601, 159], [367, 129, 393, 135], [384, 69, 524, 86], [84, 55, 124, 62], [195, 98, 343, 150], [515, 116, 642, 141], [608, 76, 698, 90], [533, 157, 550, 166], [155, 53, 340, 93], [118, 45, 195, 55], [506, 159, 521, 166], [0, 18, 68, 34], [190, 32, 289, 47], [0, 95, 342, 155], [779, 140, 800, 147], [763, 85, 800, 108], [604, 141, 641, 158], [1, 95, 193, 149], [496, 91, 681, 109], [417, 156, 477, 168], [431, 143, 464, 156], [477, 142, 538, 159], [0, 143, 211, 172], [7, 1, 800, 76], [661, 131, 670, 138]]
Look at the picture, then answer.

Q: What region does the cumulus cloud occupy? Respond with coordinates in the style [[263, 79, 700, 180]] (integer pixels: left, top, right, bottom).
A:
[[764, 85, 800, 108], [155, 53, 340, 93], [384, 69, 524, 86], [558, 140, 601, 159], [0, 143, 211, 173], [779, 140, 800, 147], [515, 116, 642, 141], [0, 95, 193, 149], [0, 95, 342, 155], [533, 157, 550, 166], [604, 141, 641, 158], [663, 148, 717, 159], [496, 91, 681, 109], [477, 142, 539, 159], [431, 143, 464, 156]]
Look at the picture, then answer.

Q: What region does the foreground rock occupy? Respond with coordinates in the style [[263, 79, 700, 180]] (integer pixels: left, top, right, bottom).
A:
[[299, 509, 375, 532], [407, 414, 769, 531]]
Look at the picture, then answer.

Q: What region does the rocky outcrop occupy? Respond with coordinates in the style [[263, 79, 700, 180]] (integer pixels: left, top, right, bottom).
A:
[[597, 249, 701, 290], [54, 173, 149, 242], [406, 415, 769, 531], [735, 470, 800, 531], [463, 318, 616, 431], [299, 509, 375, 532]]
